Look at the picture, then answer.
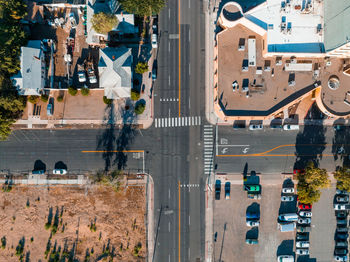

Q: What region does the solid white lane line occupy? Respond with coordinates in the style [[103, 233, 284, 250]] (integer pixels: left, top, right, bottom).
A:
[[189, 0, 191, 8], [189, 63, 191, 75], [168, 41, 170, 52], [169, 189, 170, 199], [217, 144, 250, 147], [169, 75, 170, 85], [168, 8, 170, 19], [168, 222, 170, 232], [189, 215, 191, 225]]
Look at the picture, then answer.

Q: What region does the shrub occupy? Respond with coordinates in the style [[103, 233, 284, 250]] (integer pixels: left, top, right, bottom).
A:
[[28, 95, 39, 104], [68, 86, 78, 96], [81, 87, 90, 96], [57, 95, 63, 102], [135, 103, 146, 115], [103, 96, 113, 105], [40, 94, 49, 102], [135, 62, 149, 74], [131, 89, 140, 101]]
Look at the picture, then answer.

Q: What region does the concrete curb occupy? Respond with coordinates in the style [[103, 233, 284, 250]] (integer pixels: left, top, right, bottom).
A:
[[146, 174, 155, 262], [205, 173, 215, 262]]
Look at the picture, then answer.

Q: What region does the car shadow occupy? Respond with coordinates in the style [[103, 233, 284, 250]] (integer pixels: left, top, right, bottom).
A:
[[276, 239, 294, 257], [246, 202, 260, 217], [245, 227, 259, 240], [54, 161, 67, 170], [282, 178, 294, 189]]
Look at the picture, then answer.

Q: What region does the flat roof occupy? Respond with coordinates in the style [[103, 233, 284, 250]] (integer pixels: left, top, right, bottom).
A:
[[246, 0, 324, 53]]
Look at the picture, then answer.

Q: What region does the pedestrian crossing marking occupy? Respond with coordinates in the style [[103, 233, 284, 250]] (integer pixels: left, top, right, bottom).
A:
[[154, 116, 201, 128]]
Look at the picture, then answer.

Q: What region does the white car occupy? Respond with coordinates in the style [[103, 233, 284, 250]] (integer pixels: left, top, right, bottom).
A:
[[277, 255, 294, 262], [298, 218, 311, 225], [296, 241, 310, 248], [282, 187, 295, 194], [53, 169, 67, 175], [299, 211, 312, 217], [249, 124, 263, 130], [283, 124, 299, 130], [78, 71, 86, 82], [246, 220, 260, 227], [335, 204, 347, 210], [281, 196, 294, 202], [334, 255, 348, 261], [337, 196, 349, 203], [337, 189, 349, 195], [151, 34, 157, 48], [296, 248, 309, 255]]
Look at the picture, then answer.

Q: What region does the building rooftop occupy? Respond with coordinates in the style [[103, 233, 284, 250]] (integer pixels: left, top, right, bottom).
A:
[[246, 0, 324, 53], [98, 47, 132, 99]]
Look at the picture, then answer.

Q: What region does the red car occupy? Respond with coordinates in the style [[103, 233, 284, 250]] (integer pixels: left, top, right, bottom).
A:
[[298, 203, 312, 210], [294, 169, 305, 175]]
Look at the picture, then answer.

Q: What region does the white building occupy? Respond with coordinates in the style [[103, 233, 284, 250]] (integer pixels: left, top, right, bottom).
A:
[[98, 47, 132, 99], [11, 40, 46, 96]]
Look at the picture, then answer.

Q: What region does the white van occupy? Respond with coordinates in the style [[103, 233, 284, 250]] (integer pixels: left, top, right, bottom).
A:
[[277, 255, 294, 262], [278, 213, 298, 222]]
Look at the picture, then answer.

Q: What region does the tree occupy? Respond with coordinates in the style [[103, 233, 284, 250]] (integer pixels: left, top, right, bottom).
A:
[[135, 62, 149, 74], [296, 161, 330, 204], [130, 89, 140, 101], [27, 95, 39, 104], [40, 94, 48, 102], [68, 86, 78, 96], [135, 102, 145, 115], [57, 95, 63, 102], [103, 96, 113, 105], [334, 167, 350, 192], [80, 87, 90, 96], [91, 12, 118, 34], [119, 0, 165, 17]]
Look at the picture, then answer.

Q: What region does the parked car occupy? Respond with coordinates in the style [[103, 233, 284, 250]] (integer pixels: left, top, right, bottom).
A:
[[334, 248, 348, 256], [69, 12, 77, 28], [298, 203, 312, 210], [334, 204, 347, 210], [337, 225, 349, 233], [278, 213, 298, 222], [281, 196, 294, 202], [337, 195, 349, 203], [282, 187, 294, 194], [283, 124, 299, 130], [246, 220, 260, 227], [244, 185, 260, 192], [296, 232, 309, 241], [298, 218, 311, 225], [278, 222, 296, 232], [53, 169, 67, 175], [299, 211, 312, 217], [152, 60, 157, 80], [296, 248, 309, 255], [88, 69, 97, 84], [336, 241, 348, 248], [334, 255, 348, 261], [277, 255, 294, 262], [336, 211, 348, 219], [32, 170, 45, 175], [47, 103, 53, 116], [215, 180, 221, 200], [336, 233, 349, 241], [249, 124, 263, 130], [337, 217, 348, 226], [151, 34, 157, 48], [78, 71, 86, 82], [296, 241, 310, 248], [245, 238, 258, 245], [337, 189, 350, 195], [297, 225, 312, 233], [225, 182, 230, 200]]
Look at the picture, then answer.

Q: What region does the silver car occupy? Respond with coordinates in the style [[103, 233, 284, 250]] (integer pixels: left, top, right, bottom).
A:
[[298, 218, 311, 225], [249, 124, 263, 130], [296, 241, 310, 248], [246, 220, 260, 227], [337, 195, 349, 203], [299, 211, 312, 217], [282, 187, 295, 194], [281, 196, 294, 202], [296, 248, 309, 255]]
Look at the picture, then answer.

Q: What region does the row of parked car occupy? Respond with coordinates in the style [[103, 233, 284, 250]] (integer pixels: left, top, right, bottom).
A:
[[215, 180, 230, 200], [32, 168, 67, 175], [333, 189, 350, 261]]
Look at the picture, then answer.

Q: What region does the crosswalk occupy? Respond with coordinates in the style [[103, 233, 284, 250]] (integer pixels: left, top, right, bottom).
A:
[[203, 125, 214, 176], [154, 116, 201, 128]]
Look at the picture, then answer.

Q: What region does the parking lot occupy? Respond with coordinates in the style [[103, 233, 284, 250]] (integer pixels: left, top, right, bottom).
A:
[[213, 179, 295, 262], [213, 174, 339, 262]]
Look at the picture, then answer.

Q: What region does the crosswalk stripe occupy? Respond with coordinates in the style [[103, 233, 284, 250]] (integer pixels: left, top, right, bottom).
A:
[[175, 118, 178, 126], [182, 118, 184, 126], [172, 118, 174, 127], [198, 116, 201, 124], [204, 124, 212, 127], [185, 117, 187, 126]]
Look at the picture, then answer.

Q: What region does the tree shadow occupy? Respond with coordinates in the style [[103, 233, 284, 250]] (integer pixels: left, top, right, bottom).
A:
[[332, 124, 350, 166], [96, 101, 137, 171], [33, 160, 46, 172], [294, 113, 326, 169]]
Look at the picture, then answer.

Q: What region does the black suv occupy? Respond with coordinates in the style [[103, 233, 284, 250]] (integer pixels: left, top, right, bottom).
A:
[[215, 180, 221, 200]]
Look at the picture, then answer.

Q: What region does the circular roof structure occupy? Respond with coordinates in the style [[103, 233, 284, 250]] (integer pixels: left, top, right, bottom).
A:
[[328, 75, 340, 90], [222, 2, 243, 22]]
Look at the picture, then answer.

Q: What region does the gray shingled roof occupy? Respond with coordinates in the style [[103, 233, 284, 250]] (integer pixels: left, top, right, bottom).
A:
[[324, 0, 350, 52]]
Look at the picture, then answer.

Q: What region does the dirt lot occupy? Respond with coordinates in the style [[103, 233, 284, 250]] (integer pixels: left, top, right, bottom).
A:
[[0, 185, 146, 261]]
